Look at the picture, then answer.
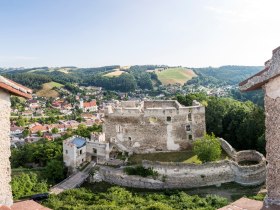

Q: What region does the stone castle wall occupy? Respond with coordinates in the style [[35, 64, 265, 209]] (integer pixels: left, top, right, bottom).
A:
[[0, 90, 13, 206], [103, 101, 206, 153], [264, 76, 280, 204], [96, 139, 265, 189]]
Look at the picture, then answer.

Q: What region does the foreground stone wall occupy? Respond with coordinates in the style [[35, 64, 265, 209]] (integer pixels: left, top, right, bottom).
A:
[[0, 90, 13, 206], [264, 77, 280, 204]]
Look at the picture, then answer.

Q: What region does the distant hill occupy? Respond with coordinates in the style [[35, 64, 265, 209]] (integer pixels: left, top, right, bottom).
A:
[[156, 67, 196, 85], [0, 65, 264, 93], [36, 82, 64, 98], [187, 65, 263, 86]]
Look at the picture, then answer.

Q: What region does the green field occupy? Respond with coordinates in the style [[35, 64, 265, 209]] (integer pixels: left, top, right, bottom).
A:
[[156, 67, 196, 85], [128, 150, 229, 165], [104, 69, 126, 77], [36, 82, 64, 98]]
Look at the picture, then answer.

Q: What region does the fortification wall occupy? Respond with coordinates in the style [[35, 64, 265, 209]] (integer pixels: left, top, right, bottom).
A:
[[96, 140, 265, 189], [219, 138, 236, 158]]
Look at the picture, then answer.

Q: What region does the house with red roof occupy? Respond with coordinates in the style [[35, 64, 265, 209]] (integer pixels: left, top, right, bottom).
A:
[[79, 99, 97, 112]]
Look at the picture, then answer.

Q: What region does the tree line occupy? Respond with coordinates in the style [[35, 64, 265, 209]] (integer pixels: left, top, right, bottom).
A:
[[176, 93, 265, 154]]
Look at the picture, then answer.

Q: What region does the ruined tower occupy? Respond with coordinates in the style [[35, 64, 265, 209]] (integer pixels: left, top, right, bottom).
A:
[[0, 76, 32, 206], [240, 46, 280, 206]]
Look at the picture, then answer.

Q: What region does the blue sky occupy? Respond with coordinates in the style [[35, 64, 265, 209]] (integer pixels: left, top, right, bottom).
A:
[[1, 0, 280, 67]]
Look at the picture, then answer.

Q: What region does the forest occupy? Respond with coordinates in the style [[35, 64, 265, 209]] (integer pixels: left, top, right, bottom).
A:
[[1, 65, 162, 92], [176, 93, 265, 154], [189, 65, 263, 86]]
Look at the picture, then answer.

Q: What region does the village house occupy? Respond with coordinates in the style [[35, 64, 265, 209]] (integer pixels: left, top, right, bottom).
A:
[[10, 125, 24, 135], [79, 99, 98, 112]]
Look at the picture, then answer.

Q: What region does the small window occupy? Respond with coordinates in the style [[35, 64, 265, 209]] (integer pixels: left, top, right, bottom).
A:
[[186, 125, 191, 131], [82, 158, 84, 162], [93, 148, 97, 154], [188, 113, 192, 121], [80, 150, 82, 155], [65, 150, 68, 154], [167, 116, 171, 122], [189, 135, 193, 140], [128, 137, 132, 141]]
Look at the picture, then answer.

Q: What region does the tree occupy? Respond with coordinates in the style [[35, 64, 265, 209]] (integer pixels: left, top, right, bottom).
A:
[[193, 133, 222, 163], [44, 160, 65, 183], [22, 129, 30, 138], [37, 130, 43, 137], [51, 127, 59, 134], [11, 172, 48, 199]]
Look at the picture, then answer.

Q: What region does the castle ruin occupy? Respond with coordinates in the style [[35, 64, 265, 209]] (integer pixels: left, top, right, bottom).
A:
[[103, 100, 206, 154]]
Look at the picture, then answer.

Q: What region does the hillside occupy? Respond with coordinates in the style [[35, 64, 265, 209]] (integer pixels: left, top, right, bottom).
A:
[[36, 82, 64, 98], [189, 65, 263, 86], [156, 67, 196, 85], [104, 69, 126, 77]]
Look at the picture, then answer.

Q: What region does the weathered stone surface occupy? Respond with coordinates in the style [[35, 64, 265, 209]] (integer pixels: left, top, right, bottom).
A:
[[96, 140, 266, 189], [0, 90, 13, 206], [264, 85, 280, 205], [103, 100, 206, 153]]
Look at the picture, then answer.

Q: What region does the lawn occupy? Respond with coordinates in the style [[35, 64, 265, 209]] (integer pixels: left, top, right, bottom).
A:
[[36, 82, 64, 98], [128, 150, 229, 165], [12, 167, 45, 179], [156, 67, 196, 85], [104, 70, 126, 77]]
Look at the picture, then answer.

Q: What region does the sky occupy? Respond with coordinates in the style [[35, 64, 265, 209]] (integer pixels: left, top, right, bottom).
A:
[[1, 0, 280, 68]]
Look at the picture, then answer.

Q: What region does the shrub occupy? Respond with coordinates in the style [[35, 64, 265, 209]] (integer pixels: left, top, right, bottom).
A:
[[193, 133, 222, 163], [124, 166, 159, 178]]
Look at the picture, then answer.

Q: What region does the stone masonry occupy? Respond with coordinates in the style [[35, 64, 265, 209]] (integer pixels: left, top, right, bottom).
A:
[[96, 139, 266, 189], [0, 76, 32, 207], [239, 46, 280, 206], [103, 100, 206, 154], [0, 89, 13, 206]]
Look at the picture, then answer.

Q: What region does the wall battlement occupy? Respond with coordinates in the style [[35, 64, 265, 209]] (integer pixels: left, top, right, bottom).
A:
[[105, 100, 204, 117]]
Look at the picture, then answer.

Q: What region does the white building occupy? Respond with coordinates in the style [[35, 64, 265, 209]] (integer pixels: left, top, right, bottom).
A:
[[79, 99, 98, 112], [63, 133, 110, 173]]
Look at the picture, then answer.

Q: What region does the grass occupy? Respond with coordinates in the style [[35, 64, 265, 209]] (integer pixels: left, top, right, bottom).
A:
[[104, 69, 126, 77], [128, 150, 229, 165], [12, 167, 45, 179], [156, 67, 196, 85], [128, 151, 195, 164], [36, 82, 64, 98]]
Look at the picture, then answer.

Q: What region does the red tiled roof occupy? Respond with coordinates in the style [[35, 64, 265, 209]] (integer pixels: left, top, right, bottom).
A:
[[11, 200, 51, 210], [218, 197, 267, 210], [0, 76, 32, 99], [30, 125, 48, 133], [83, 100, 96, 108]]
